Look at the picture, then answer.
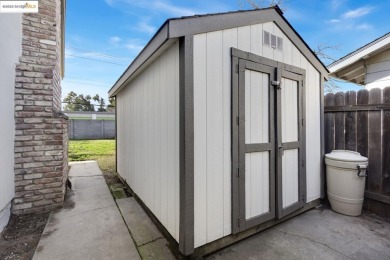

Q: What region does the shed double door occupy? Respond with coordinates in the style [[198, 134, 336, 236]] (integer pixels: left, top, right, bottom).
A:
[[232, 52, 306, 233]]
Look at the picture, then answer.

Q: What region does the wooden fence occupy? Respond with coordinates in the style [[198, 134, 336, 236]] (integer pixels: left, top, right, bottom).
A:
[[324, 87, 390, 218]]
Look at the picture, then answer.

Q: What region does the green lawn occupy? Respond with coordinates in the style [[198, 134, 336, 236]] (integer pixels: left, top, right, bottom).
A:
[[68, 139, 115, 173]]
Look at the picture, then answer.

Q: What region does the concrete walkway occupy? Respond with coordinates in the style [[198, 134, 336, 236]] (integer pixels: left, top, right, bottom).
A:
[[33, 161, 140, 260], [117, 197, 176, 259], [32, 160, 390, 260]]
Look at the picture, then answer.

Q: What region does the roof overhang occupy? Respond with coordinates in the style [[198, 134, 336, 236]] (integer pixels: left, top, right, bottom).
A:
[[328, 32, 390, 85], [109, 7, 329, 97]]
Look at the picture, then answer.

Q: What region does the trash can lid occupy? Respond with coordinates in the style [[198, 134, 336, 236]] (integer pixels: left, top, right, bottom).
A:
[[325, 150, 368, 162]]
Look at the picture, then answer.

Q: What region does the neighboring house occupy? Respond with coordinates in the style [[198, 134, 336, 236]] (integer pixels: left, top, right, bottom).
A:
[[64, 111, 115, 120], [0, 0, 67, 232], [328, 32, 390, 89], [109, 6, 328, 256]]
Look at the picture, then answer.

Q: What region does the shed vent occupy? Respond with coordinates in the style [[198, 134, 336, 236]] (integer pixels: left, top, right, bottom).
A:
[[271, 34, 277, 48], [263, 30, 283, 51], [277, 36, 283, 51], [263, 30, 270, 46]]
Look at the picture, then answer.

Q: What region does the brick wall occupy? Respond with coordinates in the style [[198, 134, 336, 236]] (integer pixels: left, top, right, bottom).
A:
[[13, 0, 68, 214]]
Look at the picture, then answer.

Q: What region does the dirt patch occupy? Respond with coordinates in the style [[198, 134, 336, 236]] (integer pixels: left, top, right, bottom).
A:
[[102, 171, 131, 198], [0, 212, 49, 260]]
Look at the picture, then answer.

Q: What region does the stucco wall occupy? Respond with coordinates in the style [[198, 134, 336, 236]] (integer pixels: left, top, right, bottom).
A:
[[0, 13, 23, 230]]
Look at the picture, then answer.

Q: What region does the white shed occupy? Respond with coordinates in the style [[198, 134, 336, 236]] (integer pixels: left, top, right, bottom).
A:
[[328, 32, 390, 89], [109, 6, 328, 257]]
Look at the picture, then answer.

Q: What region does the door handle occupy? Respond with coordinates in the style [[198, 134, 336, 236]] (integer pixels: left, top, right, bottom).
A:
[[278, 144, 284, 156]]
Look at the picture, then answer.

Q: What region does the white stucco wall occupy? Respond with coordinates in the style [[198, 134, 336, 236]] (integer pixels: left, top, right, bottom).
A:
[[0, 13, 23, 232]]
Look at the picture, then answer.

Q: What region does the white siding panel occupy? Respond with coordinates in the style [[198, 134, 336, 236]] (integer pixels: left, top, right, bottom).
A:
[[194, 33, 208, 248], [245, 70, 270, 219], [246, 70, 269, 144], [222, 28, 237, 236], [303, 58, 322, 202], [206, 31, 224, 242], [250, 24, 263, 57], [245, 151, 270, 219], [281, 78, 298, 143], [365, 51, 390, 87], [282, 149, 299, 207], [116, 41, 180, 241], [238, 26, 251, 52]]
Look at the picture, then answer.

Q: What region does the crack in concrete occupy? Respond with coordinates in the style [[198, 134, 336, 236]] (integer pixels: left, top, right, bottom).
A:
[[60, 204, 115, 220], [115, 200, 143, 259], [137, 237, 165, 248], [70, 175, 103, 178], [273, 228, 353, 259]]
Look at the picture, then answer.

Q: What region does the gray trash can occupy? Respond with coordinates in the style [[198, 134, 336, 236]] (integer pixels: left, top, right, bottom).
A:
[[325, 150, 368, 216]]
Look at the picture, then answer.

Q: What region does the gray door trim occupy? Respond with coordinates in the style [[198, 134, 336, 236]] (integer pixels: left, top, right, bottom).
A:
[[276, 66, 306, 219], [232, 54, 276, 233], [231, 55, 240, 234], [179, 36, 194, 255]]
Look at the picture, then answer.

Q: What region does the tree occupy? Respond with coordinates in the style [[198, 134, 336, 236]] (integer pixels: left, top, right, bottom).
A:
[[93, 94, 106, 112], [107, 97, 116, 112], [240, 0, 283, 9], [63, 91, 95, 111]]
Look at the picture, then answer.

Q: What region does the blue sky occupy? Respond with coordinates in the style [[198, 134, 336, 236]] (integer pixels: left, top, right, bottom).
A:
[[63, 0, 390, 106]]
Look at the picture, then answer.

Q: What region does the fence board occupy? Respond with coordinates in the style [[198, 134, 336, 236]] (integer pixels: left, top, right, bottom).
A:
[[345, 91, 357, 151], [368, 89, 382, 195], [334, 92, 345, 150], [383, 88, 390, 197], [324, 93, 335, 153], [356, 90, 369, 158]]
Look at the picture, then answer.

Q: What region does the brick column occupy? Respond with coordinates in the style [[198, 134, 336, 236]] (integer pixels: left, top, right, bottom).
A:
[[13, 0, 68, 214]]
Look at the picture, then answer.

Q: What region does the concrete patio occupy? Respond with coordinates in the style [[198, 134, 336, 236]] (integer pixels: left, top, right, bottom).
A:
[[206, 205, 390, 260], [32, 161, 390, 260]]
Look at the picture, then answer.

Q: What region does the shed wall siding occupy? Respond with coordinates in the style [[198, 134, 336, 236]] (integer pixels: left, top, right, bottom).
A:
[[366, 48, 390, 90], [117, 41, 180, 241], [193, 22, 321, 247]]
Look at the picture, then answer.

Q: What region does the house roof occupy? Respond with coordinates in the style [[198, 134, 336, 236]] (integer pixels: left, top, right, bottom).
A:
[[328, 32, 390, 84], [109, 6, 328, 97]]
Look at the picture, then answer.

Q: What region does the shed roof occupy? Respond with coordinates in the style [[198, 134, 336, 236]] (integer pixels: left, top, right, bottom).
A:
[[328, 32, 390, 84], [109, 6, 328, 97]]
